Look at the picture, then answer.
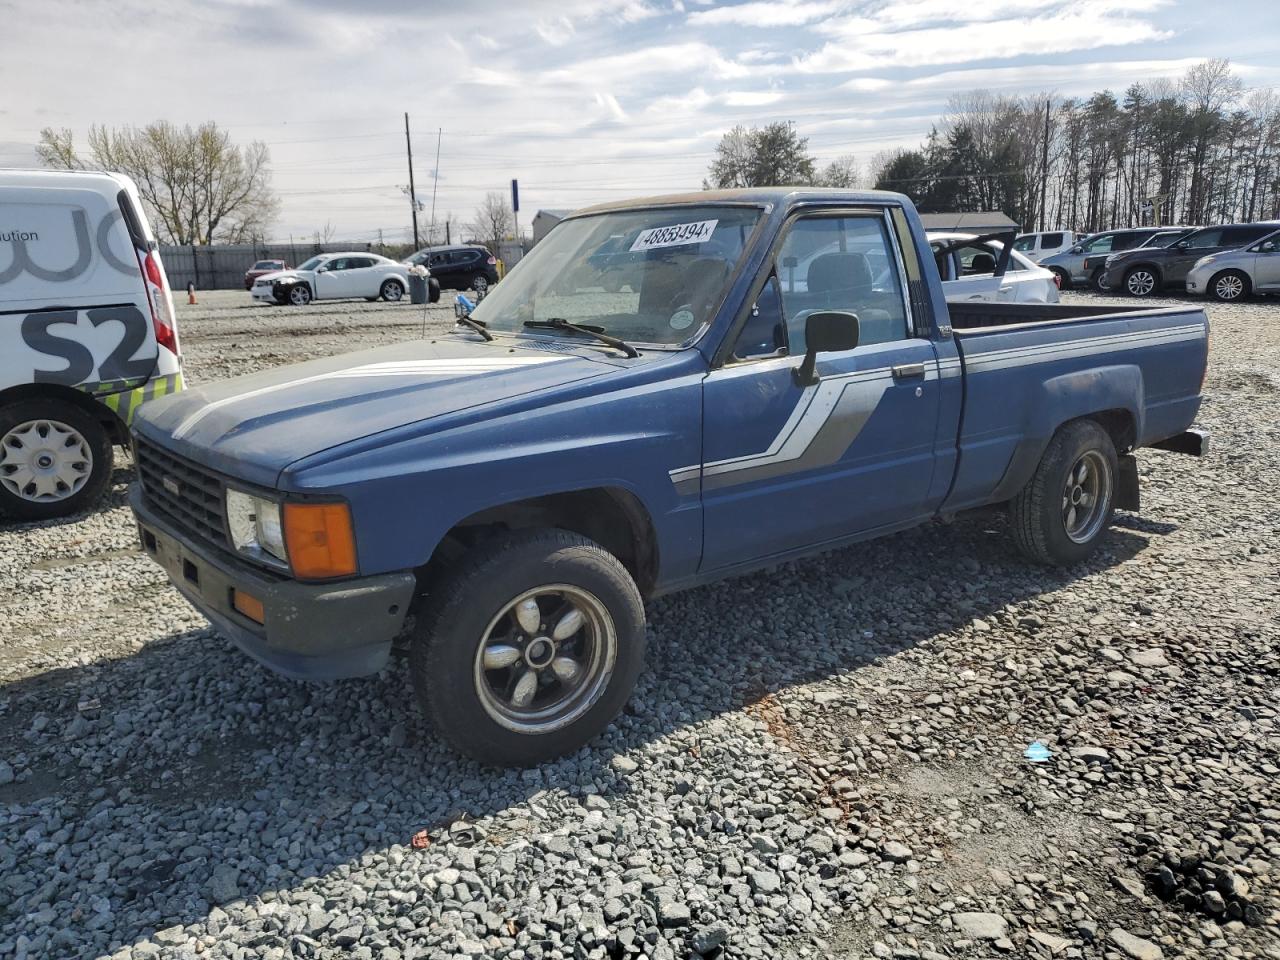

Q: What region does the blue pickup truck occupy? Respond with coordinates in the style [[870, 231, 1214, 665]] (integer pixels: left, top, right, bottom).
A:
[[130, 189, 1208, 765]]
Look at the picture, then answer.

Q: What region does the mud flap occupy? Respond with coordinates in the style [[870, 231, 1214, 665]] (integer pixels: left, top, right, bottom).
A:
[[1116, 454, 1140, 512]]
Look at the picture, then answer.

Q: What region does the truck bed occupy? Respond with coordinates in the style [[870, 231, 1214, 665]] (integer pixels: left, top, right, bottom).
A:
[[940, 300, 1209, 513]]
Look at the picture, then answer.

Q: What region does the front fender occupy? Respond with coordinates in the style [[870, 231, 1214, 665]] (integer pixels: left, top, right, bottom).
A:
[[988, 364, 1143, 502]]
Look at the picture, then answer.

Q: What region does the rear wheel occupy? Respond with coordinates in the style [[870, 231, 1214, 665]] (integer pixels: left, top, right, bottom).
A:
[[410, 529, 645, 766], [1124, 267, 1159, 297], [1011, 419, 1117, 565], [288, 284, 312, 306], [0, 400, 112, 521], [380, 279, 405, 302], [1210, 269, 1249, 302], [470, 274, 490, 296]]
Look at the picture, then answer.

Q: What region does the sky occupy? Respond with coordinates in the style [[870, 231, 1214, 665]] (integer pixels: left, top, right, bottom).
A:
[[2, 0, 1278, 245]]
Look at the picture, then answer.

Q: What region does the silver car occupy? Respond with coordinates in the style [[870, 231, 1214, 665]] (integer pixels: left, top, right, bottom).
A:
[[1040, 227, 1190, 291], [1186, 229, 1280, 301]]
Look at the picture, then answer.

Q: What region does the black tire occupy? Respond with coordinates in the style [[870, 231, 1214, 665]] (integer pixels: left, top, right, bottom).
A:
[[602, 272, 624, 294], [1123, 266, 1159, 298], [1090, 268, 1107, 293], [410, 529, 645, 766], [365, 296, 378, 302], [288, 283, 312, 306], [470, 274, 490, 296], [0, 399, 113, 521], [1209, 269, 1250, 302], [1011, 419, 1118, 565], [428, 278, 441, 303], [380, 279, 405, 302], [1050, 267, 1071, 291]]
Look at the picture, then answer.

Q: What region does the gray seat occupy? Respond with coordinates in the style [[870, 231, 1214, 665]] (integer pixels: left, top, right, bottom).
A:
[[803, 251, 895, 345]]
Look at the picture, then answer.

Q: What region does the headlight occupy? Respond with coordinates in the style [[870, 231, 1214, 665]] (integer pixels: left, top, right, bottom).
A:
[[226, 489, 287, 564]]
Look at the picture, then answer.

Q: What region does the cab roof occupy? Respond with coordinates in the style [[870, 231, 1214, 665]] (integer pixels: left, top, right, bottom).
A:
[[571, 187, 911, 217]]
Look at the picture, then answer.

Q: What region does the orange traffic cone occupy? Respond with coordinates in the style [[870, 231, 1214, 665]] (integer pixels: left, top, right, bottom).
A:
[[187, 282, 197, 305]]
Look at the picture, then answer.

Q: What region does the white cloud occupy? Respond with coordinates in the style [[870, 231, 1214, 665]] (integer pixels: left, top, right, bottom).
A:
[[723, 90, 784, 106], [688, 0, 840, 27]]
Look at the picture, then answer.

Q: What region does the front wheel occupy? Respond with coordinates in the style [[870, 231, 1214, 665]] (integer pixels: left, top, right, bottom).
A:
[[1210, 270, 1249, 302], [1049, 267, 1071, 291], [410, 529, 645, 766], [288, 284, 312, 306], [1090, 268, 1108, 293], [1010, 419, 1117, 565], [380, 279, 405, 302], [1124, 267, 1159, 297], [0, 400, 113, 521]]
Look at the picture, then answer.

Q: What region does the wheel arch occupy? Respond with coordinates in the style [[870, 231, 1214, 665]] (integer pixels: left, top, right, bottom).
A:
[[413, 485, 660, 602], [0, 382, 128, 445], [1209, 268, 1251, 299], [1123, 261, 1163, 288]]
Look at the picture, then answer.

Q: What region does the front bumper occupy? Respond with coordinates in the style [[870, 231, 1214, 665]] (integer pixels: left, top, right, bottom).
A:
[[130, 484, 416, 680]]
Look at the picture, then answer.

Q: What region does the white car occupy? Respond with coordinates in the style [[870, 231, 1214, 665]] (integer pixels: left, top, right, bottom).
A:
[[1012, 229, 1078, 262], [251, 252, 413, 306], [928, 232, 1060, 304]]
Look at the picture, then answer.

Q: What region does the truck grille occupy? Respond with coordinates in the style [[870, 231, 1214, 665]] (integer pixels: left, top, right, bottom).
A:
[[134, 437, 228, 548]]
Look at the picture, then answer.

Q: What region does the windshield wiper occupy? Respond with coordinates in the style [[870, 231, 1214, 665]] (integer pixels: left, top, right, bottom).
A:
[[456, 314, 493, 342], [523, 318, 638, 358]]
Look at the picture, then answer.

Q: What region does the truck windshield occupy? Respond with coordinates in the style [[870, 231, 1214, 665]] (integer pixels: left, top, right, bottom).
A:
[[471, 205, 762, 346]]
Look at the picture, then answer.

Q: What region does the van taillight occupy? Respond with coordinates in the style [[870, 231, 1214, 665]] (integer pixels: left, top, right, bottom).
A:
[[141, 250, 180, 356]]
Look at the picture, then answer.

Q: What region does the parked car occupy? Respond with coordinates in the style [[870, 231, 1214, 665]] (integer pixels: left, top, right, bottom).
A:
[[1099, 222, 1280, 297], [1013, 230, 1077, 262], [130, 188, 1209, 765], [929, 232, 1059, 303], [1185, 228, 1280, 301], [1041, 228, 1184, 291], [404, 244, 500, 294], [250, 253, 416, 306], [243, 259, 288, 290], [0, 168, 182, 519]]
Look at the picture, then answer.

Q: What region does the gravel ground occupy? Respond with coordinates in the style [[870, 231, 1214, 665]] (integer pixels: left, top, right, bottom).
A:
[[1, 289, 1277, 960]]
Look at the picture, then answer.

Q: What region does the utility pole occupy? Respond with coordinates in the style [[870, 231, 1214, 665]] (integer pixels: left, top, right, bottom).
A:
[[404, 112, 420, 250], [1039, 98, 1051, 232], [429, 127, 442, 246]]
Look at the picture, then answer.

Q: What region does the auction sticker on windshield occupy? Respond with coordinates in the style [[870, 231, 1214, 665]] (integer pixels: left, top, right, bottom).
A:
[[630, 219, 718, 252]]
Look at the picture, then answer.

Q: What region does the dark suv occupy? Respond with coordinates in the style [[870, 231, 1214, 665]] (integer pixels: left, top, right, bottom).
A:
[[403, 245, 500, 294], [1100, 223, 1280, 297]]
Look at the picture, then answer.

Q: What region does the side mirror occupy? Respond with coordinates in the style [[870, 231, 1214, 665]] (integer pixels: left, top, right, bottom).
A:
[[1174, 241, 1189, 250], [317, 264, 330, 272], [794, 311, 859, 386], [1070, 245, 1084, 254]]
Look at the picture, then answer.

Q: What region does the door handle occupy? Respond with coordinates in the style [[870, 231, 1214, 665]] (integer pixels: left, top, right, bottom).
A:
[[891, 362, 926, 380], [998, 284, 1013, 293]]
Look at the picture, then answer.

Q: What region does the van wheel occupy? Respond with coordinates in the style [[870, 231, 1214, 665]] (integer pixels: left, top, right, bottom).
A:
[[410, 529, 645, 766], [0, 400, 113, 521], [1210, 270, 1249, 302], [1011, 419, 1117, 565], [1124, 267, 1158, 297], [380, 279, 405, 302]]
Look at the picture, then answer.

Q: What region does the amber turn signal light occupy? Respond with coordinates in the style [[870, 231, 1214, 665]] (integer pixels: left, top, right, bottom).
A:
[[283, 502, 358, 580], [232, 589, 265, 624]]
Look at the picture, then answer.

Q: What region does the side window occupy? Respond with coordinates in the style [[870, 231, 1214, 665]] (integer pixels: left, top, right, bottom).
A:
[[1004, 249, 1026, 272], [463, 250, 482, 264], [1084, 234, 1116, 254], [1041, 232, 1065, 249], [326, 258, 347, 271], [1013, 235, 1036, 252], [775, 215, 909, 352], [1186, 229, 1223, 249], [731, 274, 785, 361], [956, 245, 997, 276], [1226, 226, 1269, 247], [352, 257, 375, 269]]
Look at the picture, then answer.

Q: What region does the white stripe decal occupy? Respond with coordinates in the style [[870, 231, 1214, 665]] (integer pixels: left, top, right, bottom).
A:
[[171, 356, 564, 439], [669, 321, 1206, 489]]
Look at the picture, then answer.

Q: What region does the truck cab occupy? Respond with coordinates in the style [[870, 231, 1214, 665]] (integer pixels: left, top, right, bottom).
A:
[[130, 189, 1208, 766]]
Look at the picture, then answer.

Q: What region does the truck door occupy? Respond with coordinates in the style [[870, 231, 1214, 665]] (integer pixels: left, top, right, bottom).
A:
[[695, 210, 945, 572]]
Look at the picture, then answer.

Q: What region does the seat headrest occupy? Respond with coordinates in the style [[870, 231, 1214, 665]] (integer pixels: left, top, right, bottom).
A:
[[807, 252, 872, 295]]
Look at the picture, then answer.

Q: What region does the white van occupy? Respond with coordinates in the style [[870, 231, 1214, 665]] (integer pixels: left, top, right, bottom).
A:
[[1, 169, 182, 520], [1012, 230, 1078, 262]]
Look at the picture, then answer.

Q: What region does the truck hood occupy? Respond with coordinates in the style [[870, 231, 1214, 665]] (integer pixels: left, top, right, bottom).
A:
[[133, 337, 621, 486]]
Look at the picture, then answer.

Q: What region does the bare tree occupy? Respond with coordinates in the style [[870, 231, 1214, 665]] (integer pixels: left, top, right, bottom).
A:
[[35, 128, 82, 169], [706, 122, 816, 188], [470, 192, 514, 252], [37, 121, 278, 245], [816, 154, 862, 188]]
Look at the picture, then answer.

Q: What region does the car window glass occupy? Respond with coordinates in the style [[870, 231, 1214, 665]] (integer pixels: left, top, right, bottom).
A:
[[1186, 229, 1223, 249], [954, 245, 997, 277], [1041, 232, 1064, 248], [776, 215, 909, 353], [1013, 236, 1035, 252], [1005, 249, 1026, 272], [1226, 226, 1269, 246], [1256, 236, 1279, 253], [351, 258, 375, 269], [732, 274, 786, 360], [1083, 234, 1115, 253], [298, 256, 325, 270]]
